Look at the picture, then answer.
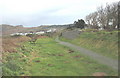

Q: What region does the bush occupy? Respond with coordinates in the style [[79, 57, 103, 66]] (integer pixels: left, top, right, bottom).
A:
[[11, 34, 21, 37], [26, 34, 35, 38]]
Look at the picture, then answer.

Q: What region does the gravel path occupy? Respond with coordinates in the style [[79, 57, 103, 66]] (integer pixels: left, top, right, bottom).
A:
[[55, 36, 118, 71]]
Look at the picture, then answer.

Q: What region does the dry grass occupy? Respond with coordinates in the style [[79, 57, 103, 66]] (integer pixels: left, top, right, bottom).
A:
[[2, 36, 31, 52], [1, 35, 48, 53]]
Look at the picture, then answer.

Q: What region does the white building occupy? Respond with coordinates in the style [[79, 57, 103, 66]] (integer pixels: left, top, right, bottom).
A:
[[35, 31, 45, 35], [10, 31, 46, 36], [46, 28, 56, 33], [10, 32, 30, 36]]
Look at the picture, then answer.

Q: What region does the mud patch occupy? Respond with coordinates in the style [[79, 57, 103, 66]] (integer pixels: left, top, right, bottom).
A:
[[73, 55, 81, 58], [48, 64, 54, 67], [68, 49, 74, 53], [92, 72, 107, 76], [58, 54, 64, 56], [35, 60, 41, 63]]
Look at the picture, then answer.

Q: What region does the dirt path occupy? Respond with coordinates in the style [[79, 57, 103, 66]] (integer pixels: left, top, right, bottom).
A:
[[55, 36, 118, 70]]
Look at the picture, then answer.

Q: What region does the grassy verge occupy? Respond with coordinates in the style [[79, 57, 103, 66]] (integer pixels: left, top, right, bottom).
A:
[[60, 30, 118, 59], [3, 37, 118, 76]]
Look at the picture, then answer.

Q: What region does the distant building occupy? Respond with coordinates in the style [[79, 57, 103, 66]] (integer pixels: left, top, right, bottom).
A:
[[10, 31, 46, 36], [46, 28, 56, 33], [35, 31, 45, 35], [10, 32, 27, 36]]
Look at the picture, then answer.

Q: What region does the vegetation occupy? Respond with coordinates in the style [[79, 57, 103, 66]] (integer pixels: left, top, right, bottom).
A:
[[2, 37, 118, 76], [85, 2, 119, 30], [11, 34, 21, 37], [60, 30, 119, 59], [26, 34, 38, 44], [2, 36, 30, 52], [74, 19, 85, 29], [1, 1, 119, 77]]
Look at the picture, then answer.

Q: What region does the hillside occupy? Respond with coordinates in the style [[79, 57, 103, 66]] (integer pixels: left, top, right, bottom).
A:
[[2, 28, 118, 76], [60, 29, 119, 59], [3, 37, 117, 76], [0, 24, 71, 36], [1, 24, 40, 36]]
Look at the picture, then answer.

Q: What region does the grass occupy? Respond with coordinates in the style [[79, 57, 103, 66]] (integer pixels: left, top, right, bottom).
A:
[[60, 30, 118, 59], [3, 37, 118, 76]]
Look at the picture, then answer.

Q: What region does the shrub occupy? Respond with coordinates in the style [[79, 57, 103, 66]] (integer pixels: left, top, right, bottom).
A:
[[11, 34, 21, 37]]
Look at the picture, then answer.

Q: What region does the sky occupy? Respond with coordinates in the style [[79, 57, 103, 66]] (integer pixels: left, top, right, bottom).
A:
[[0, 0, 119, 27]]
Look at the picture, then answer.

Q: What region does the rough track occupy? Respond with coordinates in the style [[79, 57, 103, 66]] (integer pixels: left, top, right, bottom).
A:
[[55, 36, 118, 71]]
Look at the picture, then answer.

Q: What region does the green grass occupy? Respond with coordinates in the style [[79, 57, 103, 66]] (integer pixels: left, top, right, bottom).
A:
[[60, 30, 118, 59], [3, 37, 118, 76]]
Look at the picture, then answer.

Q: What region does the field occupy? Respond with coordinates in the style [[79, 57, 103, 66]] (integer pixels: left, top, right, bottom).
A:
[[2, 37, 118, 76], [60, 30, 119, 59]]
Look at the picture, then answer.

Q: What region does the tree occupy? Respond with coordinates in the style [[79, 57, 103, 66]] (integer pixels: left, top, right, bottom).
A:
[[74, 19, 85, 29], [85, 2, 119, 30], [97, 6, 107, 29], [110, 2, 118, 29], [118, 1, 120, 29]]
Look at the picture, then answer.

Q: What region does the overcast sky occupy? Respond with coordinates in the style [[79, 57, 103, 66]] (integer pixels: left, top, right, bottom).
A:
[[0, 0, 119, 27]]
